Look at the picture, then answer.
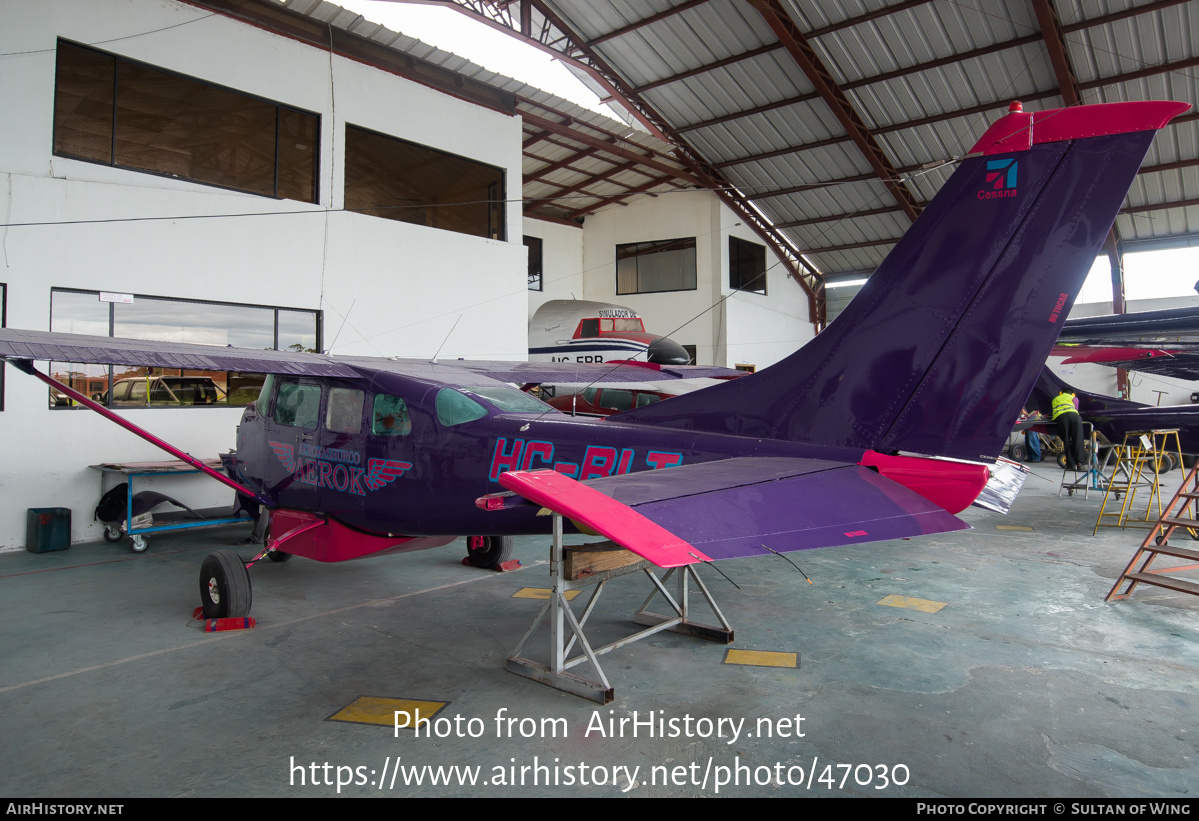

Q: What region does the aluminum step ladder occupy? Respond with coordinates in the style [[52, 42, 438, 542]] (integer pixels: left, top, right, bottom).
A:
[[1106, 463, 1199, 602], [1093, 429, 1181, 534]]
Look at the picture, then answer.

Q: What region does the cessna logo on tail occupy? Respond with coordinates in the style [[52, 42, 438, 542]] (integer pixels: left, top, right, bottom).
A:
[[269, 441, 411, 495], [979, 159, 1017, 199]]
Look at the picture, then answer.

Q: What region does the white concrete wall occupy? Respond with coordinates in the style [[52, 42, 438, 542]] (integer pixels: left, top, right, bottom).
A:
[[522, 217, 583, 320], [558, 190, 812, 368], [0, 0, 526, 548]]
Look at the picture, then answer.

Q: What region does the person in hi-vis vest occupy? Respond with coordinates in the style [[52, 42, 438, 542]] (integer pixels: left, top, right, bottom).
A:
[[1051, 389, 1085, 470]]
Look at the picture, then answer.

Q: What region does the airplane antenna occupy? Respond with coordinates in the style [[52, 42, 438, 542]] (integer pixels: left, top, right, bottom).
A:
[[760, 544, 812, 584], [691, 554, 740, 590], [327, 299, 355, 354], [431, 314, 462, 363]]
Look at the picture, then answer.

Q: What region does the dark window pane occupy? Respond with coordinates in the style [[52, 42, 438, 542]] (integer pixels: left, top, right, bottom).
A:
[[616, 238, 697, 294], [524, 236, 543, 291], [53, 41, 318, 204], [115, 62, 277, 196], [345, 125, 505, 240], [278, 108, 319, 203], [730, 237, 767, 294], [580, 319, 599, 338], [54, 43, 115, 163]]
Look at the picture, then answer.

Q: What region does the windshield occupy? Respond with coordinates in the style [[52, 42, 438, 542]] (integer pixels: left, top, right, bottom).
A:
[[465, 386, 555, 414]]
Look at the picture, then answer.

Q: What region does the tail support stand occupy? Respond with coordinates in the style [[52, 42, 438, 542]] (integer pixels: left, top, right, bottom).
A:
[[506, 512, 734, 704]]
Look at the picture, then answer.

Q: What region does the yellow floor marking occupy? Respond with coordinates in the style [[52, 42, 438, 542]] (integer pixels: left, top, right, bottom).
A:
[[996, 525, 1034, 531], [722, 649, 798, 668], [327, 696, 448, 727], [513, 587, 581, 600], [878, 594, 947, 613]]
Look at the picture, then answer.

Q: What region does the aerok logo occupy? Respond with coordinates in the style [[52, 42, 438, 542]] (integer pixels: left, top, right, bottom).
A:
[[979, 159, 1017, 199]]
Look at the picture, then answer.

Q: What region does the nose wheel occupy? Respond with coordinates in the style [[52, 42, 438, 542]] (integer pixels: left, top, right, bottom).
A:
[[199, 549, 253, 618]]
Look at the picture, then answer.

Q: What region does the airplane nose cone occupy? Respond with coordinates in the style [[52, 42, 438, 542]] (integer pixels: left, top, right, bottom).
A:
[[646, 337, 691, 365]]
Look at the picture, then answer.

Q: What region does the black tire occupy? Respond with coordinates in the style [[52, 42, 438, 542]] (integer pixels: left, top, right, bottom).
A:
[[103, 525, 122, 543], [199, 549, 252, 618], [267, 550, 292, 562], [466, 535, 512, 570], [1057, 454, 1068, 469], [1183, 454, 1197, 470], [1009, 443, 1027, 462]]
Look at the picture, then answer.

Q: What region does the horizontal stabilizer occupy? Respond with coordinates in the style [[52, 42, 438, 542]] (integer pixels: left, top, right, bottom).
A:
[[491, 458, 969, 563]]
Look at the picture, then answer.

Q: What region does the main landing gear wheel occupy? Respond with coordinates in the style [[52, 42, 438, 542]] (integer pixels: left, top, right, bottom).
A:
[[200, 549, 253, 618], [466, 535, 512, 570], [129, 534, 148, 553], [103, 525, 122, 543]]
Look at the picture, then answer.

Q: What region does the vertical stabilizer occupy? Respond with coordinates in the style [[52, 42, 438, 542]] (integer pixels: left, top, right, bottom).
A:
[[616, 101, 1188, 462]]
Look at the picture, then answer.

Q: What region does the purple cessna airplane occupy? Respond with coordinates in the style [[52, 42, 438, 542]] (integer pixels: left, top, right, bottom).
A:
[[0, 99, 1187, 621]]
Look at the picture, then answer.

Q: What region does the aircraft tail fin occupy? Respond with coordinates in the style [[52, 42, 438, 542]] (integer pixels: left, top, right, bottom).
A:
[[616, 100, 1188, 462]]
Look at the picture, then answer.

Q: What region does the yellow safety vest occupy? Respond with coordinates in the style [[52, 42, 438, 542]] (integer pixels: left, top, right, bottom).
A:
[[1051, 393, 1077, 420]]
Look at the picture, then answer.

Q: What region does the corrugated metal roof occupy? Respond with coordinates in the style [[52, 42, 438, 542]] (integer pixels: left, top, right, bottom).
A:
[[260, 0, 1199, 325]]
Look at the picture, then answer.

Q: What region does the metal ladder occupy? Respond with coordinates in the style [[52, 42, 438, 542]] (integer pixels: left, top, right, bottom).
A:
[[1093, 429, 1181, 534], [1106, 463, 1199, 602]]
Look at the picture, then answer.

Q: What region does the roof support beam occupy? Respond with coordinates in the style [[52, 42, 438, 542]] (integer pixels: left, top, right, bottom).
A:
[[519, 111, 701, 185], [587, 0, 712, 46], [561, 173, 677, 219], [747, 0, 922, 223]]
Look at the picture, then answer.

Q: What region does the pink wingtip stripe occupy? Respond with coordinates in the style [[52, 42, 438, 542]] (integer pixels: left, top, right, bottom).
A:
[[970, 100, 1191, 156], [495, 469, 711, 568]]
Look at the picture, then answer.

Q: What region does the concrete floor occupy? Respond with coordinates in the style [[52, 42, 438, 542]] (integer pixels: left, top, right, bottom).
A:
[[1, 464, 1196, 798]]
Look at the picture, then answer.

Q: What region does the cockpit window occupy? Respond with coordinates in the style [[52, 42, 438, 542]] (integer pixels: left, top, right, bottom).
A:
[[599, 318, 643, 333], [326, 388, 364, 434], [465, 386, 554, 414], [274, 382, 321, 429], [435, 388, 487, 427], [372, 394, 412, 436], [579, 318, 599, 338]]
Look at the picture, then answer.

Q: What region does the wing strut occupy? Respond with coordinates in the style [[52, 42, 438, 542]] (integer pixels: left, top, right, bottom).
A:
[[11, 360, 271, 506]]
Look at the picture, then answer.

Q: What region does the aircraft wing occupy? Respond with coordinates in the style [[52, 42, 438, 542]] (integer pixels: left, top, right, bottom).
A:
[[1053, 307, 1199, 380], [0, 328, 741, 384], [482, 457, 970, 565]]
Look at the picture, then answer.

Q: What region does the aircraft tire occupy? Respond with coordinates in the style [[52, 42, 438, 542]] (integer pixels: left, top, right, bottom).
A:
[[200, 549, 252, 619], [466, 535, 512, 570], [1008, 443, 1027, 462]]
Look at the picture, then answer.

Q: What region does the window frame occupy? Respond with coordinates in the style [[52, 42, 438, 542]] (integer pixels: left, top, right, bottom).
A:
[[729, 236, 768, 295], [48, 288, 322, 410], [615, 237, 698, 295], [343, 122, 507, 241], [524, 235, 543, 291], [52, 39, 321, 203]]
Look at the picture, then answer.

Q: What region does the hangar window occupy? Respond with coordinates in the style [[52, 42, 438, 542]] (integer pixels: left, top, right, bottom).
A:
[[48, 289, 321, 409], [616, 238, 697, 295], [525, 236, 543, 291], [52, 40, 319, 203], [344, 125, 506, 240], [729, 237, 767, 295]]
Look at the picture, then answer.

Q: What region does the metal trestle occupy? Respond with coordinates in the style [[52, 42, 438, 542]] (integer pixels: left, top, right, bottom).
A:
[[506, 513, 733, 704]]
